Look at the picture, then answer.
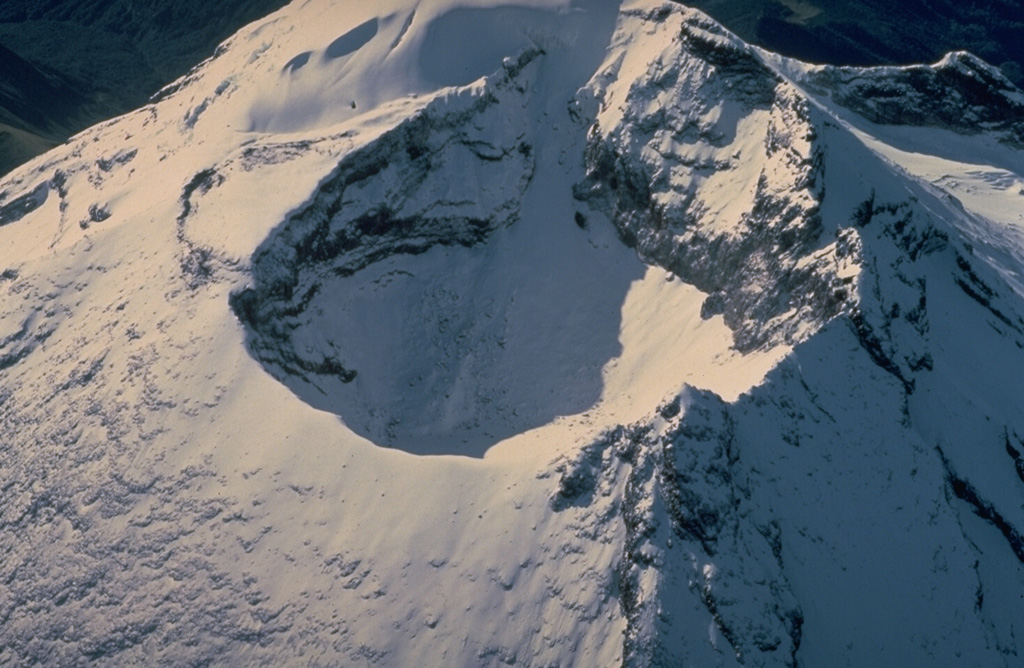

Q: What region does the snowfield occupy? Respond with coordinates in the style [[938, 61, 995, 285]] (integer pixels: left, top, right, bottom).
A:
[[1, 0, 1022, 666]]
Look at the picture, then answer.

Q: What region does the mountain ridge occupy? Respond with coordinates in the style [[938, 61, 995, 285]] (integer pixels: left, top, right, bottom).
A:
[[1, 1, 1023, 665]]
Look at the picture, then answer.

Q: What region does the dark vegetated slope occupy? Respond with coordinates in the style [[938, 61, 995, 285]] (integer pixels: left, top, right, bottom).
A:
[[0, 43, 87, 175], [686, 0, 1024, 84], [0, 0, 288, 92], [0, 43, 86, 132], [0, 0, 291, 176]]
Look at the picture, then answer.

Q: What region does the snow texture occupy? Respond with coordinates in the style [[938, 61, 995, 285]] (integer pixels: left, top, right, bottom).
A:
[[1, 0, 1023, 666]]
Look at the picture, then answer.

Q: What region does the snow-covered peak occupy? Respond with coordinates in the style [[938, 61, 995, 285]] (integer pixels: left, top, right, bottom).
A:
[[142, 0, 623, 137], [2, 1, 1024, 666]]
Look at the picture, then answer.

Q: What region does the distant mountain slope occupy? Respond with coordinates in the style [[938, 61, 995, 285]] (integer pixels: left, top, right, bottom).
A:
[[0, 44, 83, 131], [0, 0, 292, 96], [0, 44, 87, 178], [0, 0, 290, 177], [686, 0, 1024, 83]]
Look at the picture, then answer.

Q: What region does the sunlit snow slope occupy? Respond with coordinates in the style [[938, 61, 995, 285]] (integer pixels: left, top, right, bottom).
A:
[[1, 0, 1023, 666]]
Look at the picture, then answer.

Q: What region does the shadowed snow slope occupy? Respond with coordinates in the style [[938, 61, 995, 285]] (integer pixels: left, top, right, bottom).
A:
[[1, 0, 1023, 666]]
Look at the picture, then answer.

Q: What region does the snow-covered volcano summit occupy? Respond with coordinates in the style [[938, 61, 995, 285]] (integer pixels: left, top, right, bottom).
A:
[[2, 0, 1023, 665]]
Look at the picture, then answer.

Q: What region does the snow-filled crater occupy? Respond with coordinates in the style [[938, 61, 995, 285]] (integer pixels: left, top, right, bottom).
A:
[[239, 237, 641, 457], [231, 30, 642, 456]]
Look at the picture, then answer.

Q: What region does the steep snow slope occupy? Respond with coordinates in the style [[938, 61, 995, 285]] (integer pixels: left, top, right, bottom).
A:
[[1, 0, 1023, 666]]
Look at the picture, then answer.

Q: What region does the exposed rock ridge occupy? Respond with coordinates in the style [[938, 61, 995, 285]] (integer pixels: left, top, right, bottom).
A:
[[576, 6, 854, 352], [230, 50, 541, 386], [552, 390, 804, 668], [804, 51, 1024, 144]]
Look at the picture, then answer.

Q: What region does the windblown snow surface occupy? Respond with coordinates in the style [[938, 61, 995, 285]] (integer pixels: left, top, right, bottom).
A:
[[1, 0, 1023, 665]]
